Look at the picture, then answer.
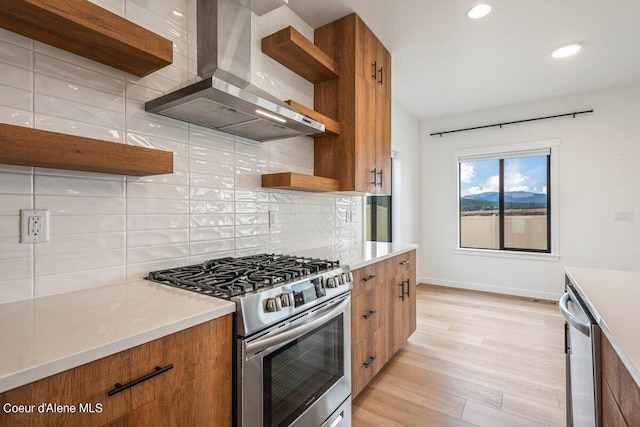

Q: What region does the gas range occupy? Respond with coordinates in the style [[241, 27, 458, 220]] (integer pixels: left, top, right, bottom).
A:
[[146, 253, 353, 336]]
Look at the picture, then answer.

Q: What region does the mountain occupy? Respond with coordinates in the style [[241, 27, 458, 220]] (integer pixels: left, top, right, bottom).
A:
[[461, 191, 547, 212]]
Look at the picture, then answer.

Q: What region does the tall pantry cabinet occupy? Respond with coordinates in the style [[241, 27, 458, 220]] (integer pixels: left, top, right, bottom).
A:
[[314, 14, 392, 194]]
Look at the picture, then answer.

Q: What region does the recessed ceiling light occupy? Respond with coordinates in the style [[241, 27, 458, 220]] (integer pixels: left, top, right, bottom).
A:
[[467, 4, 492, 19], [552, 43, 582, 58]]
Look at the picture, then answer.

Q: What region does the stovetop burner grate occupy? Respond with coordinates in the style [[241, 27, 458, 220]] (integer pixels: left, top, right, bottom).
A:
[[146, 253, 339, 299]]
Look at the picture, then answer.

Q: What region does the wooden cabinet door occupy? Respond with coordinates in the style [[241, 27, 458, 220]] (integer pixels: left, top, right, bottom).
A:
[[355, 18, 377, 87], [386, 258, 417, 356], [403, 269, 417, 342], [387, 271, 406, 356], [374, 92, 391, 194], [375, 42, 391, 97], [354, 76, 377, 193]]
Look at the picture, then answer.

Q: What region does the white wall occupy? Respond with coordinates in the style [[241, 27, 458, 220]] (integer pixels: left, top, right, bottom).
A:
[[0, 3, 363, 303], [419, 84, 640, 300], [391, 100, 420, 244]]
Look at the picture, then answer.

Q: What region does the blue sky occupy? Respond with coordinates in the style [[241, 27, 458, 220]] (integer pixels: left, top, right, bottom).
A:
[[460, 155, 547, 197]]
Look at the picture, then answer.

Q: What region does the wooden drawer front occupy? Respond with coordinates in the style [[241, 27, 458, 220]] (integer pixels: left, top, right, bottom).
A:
[[128, 314, 232, 409], [352, 285, 385, 346], [388, 250, 416, 278], [0, 315, 232, 427], [105, 366, 232, 427], [352, 262, 385, 297], [0, 349, 131, 427], [352, 326, 386, 398], [601, 332, 640, 426]]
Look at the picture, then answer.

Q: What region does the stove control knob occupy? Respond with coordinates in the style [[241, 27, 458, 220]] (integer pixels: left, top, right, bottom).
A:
[[341, 273, 350, 284], [265, 297, 282, 312], [347, 272, 354, 283], [280, 293, 292, 307], [325, 277, 337, 288]]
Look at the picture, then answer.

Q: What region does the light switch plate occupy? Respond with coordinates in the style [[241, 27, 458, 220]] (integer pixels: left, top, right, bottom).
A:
[[614, 210, 634, 221]]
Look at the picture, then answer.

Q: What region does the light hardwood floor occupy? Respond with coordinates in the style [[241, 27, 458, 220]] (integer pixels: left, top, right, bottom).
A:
[[352, 284, 566, 427]]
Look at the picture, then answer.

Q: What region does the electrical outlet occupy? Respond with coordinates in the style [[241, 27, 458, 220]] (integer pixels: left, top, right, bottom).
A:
[[20, 209, 49, 243]]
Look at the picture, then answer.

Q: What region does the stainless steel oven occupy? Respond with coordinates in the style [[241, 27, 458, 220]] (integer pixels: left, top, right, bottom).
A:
[[146, 253, 353, 427], [237, 292, 351, 427]]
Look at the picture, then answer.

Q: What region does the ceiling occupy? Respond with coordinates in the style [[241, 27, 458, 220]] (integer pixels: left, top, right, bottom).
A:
[[285, 0, 640, 120]]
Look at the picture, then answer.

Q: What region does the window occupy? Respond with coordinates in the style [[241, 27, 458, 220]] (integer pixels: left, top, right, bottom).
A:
[[366, 196, 392, 242], [458, 149, 551, 253]]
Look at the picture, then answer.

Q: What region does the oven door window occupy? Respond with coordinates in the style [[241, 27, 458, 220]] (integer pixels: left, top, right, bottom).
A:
[[263, 314, 344, 427]]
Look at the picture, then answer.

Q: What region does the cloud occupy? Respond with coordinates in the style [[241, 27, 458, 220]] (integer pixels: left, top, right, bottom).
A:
[[505, 161, 530, 192], [465, 174, 499, 195], [460, 163, 475, 183]]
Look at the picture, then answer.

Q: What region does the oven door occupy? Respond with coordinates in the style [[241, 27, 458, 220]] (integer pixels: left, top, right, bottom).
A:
[[238, 293, 351, 427]]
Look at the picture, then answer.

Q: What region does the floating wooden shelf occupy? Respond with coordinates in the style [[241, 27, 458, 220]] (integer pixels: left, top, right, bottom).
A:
[[0, 124, 173, 176], [262, 172, 340, 192], [262, 26, 339, 83], [285, 100, 340, 138], [0, 0, 173, 76]]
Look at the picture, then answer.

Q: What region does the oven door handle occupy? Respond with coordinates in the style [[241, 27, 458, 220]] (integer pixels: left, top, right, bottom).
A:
[[246, 297, 349, 357]]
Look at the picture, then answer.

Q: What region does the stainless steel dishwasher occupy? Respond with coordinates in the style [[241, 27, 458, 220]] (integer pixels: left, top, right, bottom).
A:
[[560, 279, 601, 427]]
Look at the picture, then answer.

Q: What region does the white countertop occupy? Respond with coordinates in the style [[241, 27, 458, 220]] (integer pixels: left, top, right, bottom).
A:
[[0, 279, 235, 393], [297, 241, 419, 270], [565, 266, 640, 386]]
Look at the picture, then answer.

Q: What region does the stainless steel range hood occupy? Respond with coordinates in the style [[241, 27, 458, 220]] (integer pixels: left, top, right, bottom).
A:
[[145, 0, 324, 142]]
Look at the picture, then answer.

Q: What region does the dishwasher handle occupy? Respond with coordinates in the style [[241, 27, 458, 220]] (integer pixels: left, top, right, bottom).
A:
[[559, 291, 591, 337]]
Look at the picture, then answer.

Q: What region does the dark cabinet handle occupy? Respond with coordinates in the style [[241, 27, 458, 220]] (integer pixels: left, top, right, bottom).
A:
[[108, 364, 173, 397], [405, 278, 410, 297], [363, 355, 377, 368], [376, 169, 383, 187], [371, 61, 377, 79], [378, 67, 383, 85], [399, 260, 410, 266], [363, 309, 378, 320], [399, 281, 405, 301], [363, 275, 377, 282], [370, 168, 377, 185]]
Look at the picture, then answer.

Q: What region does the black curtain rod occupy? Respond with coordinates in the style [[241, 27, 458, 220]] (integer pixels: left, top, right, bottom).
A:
[[430, 109, 594, 137]]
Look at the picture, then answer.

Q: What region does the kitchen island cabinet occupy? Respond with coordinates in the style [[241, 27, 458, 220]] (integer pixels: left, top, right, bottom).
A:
[[564, 267, 640, 427], [0, 315, 232, 427]]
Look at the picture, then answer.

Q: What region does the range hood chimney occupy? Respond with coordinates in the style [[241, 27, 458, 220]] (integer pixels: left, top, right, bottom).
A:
[[145, 0, 324, 141]]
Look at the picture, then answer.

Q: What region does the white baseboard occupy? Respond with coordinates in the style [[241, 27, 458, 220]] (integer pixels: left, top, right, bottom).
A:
[[417, 276, 561, 301]]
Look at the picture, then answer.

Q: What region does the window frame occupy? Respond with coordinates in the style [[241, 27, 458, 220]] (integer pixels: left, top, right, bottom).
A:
[[452, 140, 560, 261]]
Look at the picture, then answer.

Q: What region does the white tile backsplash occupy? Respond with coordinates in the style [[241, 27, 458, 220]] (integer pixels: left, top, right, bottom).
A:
[[0, 84, 32, 111], [34, 53, 125, 95], [0, 3, 364, 302]]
